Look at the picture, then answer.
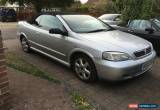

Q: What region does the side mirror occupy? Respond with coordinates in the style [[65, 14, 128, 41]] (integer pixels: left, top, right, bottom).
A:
[[145, 28, 154, 34], [34, 21, 39, 26], [49, 28, 68, 36]]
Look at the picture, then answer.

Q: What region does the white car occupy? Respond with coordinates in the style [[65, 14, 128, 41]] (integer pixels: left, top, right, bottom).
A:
[[99, 14, 121, 26]]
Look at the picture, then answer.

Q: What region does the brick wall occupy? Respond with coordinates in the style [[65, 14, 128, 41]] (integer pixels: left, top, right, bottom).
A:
[[0, 30, 10, 110]]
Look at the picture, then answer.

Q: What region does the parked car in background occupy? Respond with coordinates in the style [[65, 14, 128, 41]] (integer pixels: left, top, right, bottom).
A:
[[0, 8, 17, 22], [113, 19, 160, 55], [18, 13, 156, 82], [99, 14, 121, 26]]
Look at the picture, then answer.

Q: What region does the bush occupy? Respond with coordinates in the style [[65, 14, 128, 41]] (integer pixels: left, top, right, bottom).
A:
[[110, 0, 160, 24]]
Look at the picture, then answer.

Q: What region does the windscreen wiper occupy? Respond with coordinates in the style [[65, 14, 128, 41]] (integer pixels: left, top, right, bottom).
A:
[[87, 29, 107, 33]]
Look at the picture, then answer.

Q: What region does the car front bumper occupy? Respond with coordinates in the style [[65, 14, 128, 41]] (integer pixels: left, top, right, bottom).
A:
[[95, 51, 156, 81]]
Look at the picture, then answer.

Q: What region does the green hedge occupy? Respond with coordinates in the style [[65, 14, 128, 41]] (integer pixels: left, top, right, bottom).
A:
[[111, 0, 160, 24]]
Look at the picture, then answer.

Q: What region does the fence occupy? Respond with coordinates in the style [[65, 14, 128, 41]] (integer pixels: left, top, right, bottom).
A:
[[0, 6, 36, 21], [16, 7, 36, 20]]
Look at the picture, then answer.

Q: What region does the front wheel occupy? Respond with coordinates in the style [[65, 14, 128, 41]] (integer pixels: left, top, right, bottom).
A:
[[72, 54, 98, 83], [21, 37, 31, 53]]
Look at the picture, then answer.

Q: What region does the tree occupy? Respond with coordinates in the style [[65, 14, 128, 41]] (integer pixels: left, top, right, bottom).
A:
[[0, 0, 74, 12], [0, 0, 8, 5], [110, 0, 160, 24], [121, 0, 144, 24], [141, 0, 153, 19], [111, 0, 127, 13], [152, 0, 160, 17]]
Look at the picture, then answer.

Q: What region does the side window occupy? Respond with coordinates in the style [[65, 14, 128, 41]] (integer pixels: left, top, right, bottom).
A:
[[138, 20, 151, 31], [39, 15, 65, 31], [129, 20, 151, 31], [129, 20, 141, 29]]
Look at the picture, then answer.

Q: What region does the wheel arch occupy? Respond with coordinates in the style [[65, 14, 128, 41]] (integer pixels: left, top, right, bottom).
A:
[[19, 32, 28, 41], [69, 49, 95, 67], [69, 49, 98, 81]]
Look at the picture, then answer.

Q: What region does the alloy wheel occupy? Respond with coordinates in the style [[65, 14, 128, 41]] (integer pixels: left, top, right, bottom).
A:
[[21, 38, 30, 52], [74, 57, 91, 80]]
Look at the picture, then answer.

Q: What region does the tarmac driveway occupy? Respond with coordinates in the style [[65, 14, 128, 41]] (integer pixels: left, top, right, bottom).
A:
[[0, 22, 17, 40], [1, 22, 160, 110]]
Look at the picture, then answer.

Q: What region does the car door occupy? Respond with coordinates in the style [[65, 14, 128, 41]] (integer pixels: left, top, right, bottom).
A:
[[25, 15, 43, 50], [34, 15, 69, 61]]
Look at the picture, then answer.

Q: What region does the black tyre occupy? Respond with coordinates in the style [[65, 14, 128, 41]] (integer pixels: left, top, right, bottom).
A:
[[72, 54, 98, 82], [20, 37, 31, 53]]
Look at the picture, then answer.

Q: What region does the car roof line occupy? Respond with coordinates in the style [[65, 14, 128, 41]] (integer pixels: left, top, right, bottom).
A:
[[39, 12, 86, 16]]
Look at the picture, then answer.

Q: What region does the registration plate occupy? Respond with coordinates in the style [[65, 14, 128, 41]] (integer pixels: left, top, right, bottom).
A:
[[142, 60, 153, 71]]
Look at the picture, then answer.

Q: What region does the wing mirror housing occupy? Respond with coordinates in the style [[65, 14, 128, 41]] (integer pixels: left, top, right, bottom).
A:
[[34, 21, 39, 26], [49, 28, 68, 36], [145, 28, 154, 34]]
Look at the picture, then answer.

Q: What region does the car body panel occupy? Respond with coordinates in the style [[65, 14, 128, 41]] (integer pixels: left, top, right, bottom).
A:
[[102, 20, 121, 26], [96, 50, 156, 80], [77, 30, 151, 54], [99, 14, 121, 26]]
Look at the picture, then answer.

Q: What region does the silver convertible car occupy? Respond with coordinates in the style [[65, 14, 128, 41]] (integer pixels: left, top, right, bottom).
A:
[[18, 13, 156, 82]]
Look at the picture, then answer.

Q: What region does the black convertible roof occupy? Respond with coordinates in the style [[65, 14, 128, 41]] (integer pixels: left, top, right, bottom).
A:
[[39, 11, 85, 15], [28, 11, 87, 23]]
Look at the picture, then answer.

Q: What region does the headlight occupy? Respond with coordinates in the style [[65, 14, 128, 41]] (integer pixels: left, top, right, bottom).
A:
[[102, 52, 131, 61]]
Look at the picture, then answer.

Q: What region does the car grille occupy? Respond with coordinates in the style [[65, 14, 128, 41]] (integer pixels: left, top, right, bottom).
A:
[[134, 47, 152, 58]]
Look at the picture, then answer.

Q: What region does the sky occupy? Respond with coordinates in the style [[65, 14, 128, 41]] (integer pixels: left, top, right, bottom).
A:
[[80, 0, 88, 4]]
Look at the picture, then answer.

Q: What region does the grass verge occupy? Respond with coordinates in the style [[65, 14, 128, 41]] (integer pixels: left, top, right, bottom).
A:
[[71, 91, 95, 110], [6, 52, 94, 110], [5, 52, 60, 84]]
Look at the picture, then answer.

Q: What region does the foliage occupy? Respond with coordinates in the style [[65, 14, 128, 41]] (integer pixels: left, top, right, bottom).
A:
[[121, 0, 143, 24], [77, 4, 89, 12], [67, 1, 90, 14], [0, 0, 74, 12], [104, 1, 116, 13], [71, 91, 95, 110], [111, 0, 160, 24], [0, 0, 6, 5], [152, 0, 160, 17], [90, 0, 107, 12], [141, 0, 153, 19], [111, 0, 126, 13], [68, 0, 109, 16]]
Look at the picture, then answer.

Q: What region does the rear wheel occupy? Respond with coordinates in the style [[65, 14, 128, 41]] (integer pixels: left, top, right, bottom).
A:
[[21, 37, 31, 53], [72, 54, 97, 82]]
